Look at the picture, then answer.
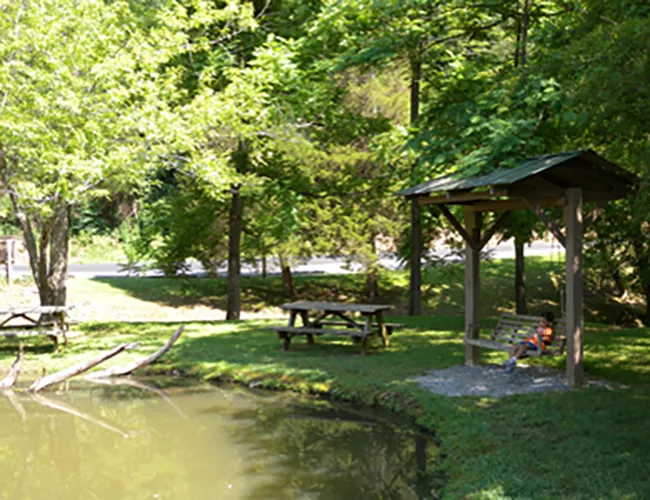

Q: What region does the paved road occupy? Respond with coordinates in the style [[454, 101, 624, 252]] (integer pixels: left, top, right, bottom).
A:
[[12, 241, 562, 279]]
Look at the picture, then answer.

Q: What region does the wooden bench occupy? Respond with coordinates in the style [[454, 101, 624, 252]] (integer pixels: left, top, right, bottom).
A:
[[464, 313, 567, 357]]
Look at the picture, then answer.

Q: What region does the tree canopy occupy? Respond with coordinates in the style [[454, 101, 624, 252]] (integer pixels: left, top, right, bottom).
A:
[[1, 0, 647, 320]]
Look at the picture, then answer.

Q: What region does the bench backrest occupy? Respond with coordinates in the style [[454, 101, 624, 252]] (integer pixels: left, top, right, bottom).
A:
[[491, 313, 567, 353]]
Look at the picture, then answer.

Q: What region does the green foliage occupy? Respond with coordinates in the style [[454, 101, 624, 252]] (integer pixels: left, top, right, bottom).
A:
[[0, 0, 196, 213], [408, 0, 650, 315]]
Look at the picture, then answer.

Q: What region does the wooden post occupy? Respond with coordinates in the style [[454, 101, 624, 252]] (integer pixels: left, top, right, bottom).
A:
[[409, 199, 422, 316], [564, 188, 584, 387], [514, 236, 527, 314], [464, 208, 481, 365]]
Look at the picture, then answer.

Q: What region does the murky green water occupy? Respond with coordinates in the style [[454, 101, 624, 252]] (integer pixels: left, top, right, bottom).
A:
[[0, 379, 441, 499]]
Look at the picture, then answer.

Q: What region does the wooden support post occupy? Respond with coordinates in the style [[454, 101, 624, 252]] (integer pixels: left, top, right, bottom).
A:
[[564, 188, 584, 387], [464, 208, 481, 366], [409, 199, 422, 316]]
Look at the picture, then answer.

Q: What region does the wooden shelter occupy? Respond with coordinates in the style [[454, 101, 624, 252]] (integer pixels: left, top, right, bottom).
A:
[[396, 150, 636, 387]]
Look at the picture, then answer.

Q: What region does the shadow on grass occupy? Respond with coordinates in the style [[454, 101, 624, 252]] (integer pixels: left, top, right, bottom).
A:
[[91, 273, 407, 314], [0, 338, 55, 355], [90, 257, 643, 327]]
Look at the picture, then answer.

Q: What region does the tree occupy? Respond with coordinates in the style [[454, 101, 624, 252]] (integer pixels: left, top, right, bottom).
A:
[[0, 0, 196, 306]]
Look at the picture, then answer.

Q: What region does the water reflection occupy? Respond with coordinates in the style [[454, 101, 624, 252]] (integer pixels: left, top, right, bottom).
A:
[[0, 380, 442, 499]]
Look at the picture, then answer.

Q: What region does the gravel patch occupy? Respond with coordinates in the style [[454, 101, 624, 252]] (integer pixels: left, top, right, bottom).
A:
[[413, 363, 621, 398]]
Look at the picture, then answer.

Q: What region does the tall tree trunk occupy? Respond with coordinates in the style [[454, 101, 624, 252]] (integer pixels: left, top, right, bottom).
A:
[[366, 270, 379, 300], [226, 184, 242, 320], [514, 0, 522, 67], [45, 206, 70, 306], [515, 236, 528, 314], [408, 51, 423, 316], [261, 255, 267, 279], [632, 239, 650, 324], [3, 146, 70, 307], [365, 234, 379, 300], [409, 55, 422, 125], [643, 284, 650, 325], [520, 0, 531, 67], [511, 2, 531, 316], [278, 254, 296, 299], [16, 206, 69, 307]]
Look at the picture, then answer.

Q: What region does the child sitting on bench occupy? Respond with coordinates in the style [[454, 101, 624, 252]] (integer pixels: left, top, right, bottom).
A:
[[504, 312, 555, 374]]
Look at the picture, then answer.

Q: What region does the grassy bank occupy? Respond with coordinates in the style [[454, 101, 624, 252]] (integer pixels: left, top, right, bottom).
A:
[[3, 317, 648, 499], [0, 257, 648, 498]]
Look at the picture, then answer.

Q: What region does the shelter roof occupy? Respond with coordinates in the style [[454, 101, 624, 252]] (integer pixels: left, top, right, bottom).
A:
[[396, 149, 635, 210]]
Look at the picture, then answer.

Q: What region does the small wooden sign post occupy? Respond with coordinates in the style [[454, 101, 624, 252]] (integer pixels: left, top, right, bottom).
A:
[[0, 237, 16, 285]]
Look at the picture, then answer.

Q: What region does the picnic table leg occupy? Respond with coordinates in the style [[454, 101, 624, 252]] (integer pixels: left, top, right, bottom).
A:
[[56, 311, 69, 346], [375, 312, 390, 348], [361, 335, 369, 355], [281, 311, 298, 350], [299, 311, 315, 345], [47, 333, 59, 352]]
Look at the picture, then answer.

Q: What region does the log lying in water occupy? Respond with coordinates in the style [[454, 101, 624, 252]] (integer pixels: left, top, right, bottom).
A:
[[0, 325, 183, 391], [88, 325, 184, 379], [86, 376, 188, 419], [31, 393, 130, 437], [0, 345, 23, 389], [1, 389, 27, 421], [28, 342, 140, 392]]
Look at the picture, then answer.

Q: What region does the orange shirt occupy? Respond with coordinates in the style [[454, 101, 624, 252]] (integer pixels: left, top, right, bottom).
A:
[[526, 327, 554, 349]]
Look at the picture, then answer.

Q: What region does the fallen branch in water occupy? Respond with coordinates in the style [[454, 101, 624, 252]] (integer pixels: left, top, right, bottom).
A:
[[2, 389, 27, 421], [0, 345, 23, 389], [88, 326, 184, 379], [86, 376, 188, 419], [31, 393, 130, 437], [29, 342, 140, 393]]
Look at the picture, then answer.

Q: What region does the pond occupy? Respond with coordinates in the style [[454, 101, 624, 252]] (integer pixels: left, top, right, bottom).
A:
[[0, 379, 443, 499]]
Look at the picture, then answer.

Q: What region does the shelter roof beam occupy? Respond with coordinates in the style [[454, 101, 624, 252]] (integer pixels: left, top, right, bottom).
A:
[[466, 197, 565, 212], [419, 188, 508, 206], [477, 211, 510, 251], [437, 205, 477, 250], [523, 198, 566, 248]]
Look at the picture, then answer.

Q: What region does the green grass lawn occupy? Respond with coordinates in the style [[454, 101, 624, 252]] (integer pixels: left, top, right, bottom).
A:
[[0, 257, 648, 498]]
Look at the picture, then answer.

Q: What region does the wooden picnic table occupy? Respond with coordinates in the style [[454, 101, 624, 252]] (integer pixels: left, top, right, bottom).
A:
[[0, 306, 75, 349], [269, 301, 402, 355]]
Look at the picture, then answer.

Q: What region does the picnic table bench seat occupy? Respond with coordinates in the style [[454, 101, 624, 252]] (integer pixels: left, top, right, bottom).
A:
[[269, 325, 375, 351], [316, 320, 404, 335], [464, 313, 567, 357]]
